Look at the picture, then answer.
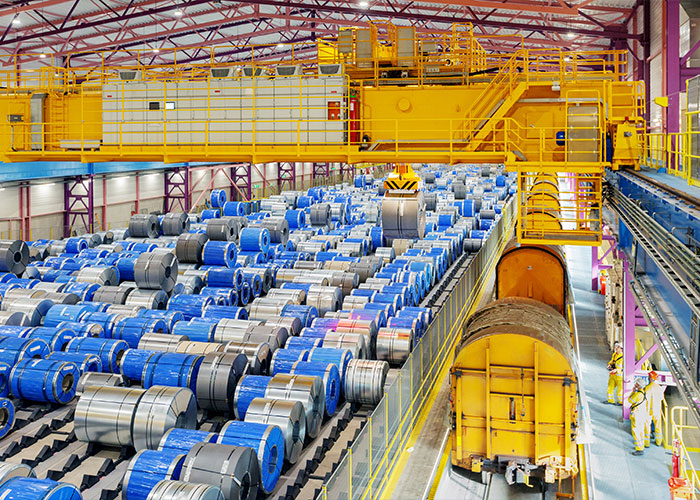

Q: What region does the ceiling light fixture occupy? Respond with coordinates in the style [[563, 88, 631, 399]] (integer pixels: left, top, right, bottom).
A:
[[566, 32, 575, 39], [39, 53, 46, 58], [11, 18, 20, 25], [277, 43, 285, 49], [359, 0, 369, 7], [174, 9, 183, 16], [153, 48, 160, 53]]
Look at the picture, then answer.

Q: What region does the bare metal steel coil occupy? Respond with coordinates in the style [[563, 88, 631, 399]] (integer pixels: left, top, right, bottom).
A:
[[76, 372, 128, 395], [132, 385, 198, 450], [375, 247, 395, 263], [0, 240, 29, 276], [196, 352, 249, 413], [342, 295, 370, 309], [318, 271, 359, 296], [176, 233, 209, 264], [245, 325, 288, 351], [73, 265, 119, 286], [130, 214, 161, 239], [147, 480, 225, 500], [314, 234, 343, 248], [32, 282, 66, 294], [309, 203, 331, 226], [244, 398, 305, 464], [3, 287, 45, 300], [463, 238, 482, 253], [42, 292, 79, 305], [0, 311, 29, 326], [134, 252, 178, 293], [344, 359, 389, 406], [176, 275, 204, 295], [182, 443, 260, 500], [295, 241, 328, 254], [258, 217, 289, 245], [206, 217, 238, 242], [93, 285, 133, 305], [292, 275, 329, 286], [139, 334, 189, 352], [264, 317, 302, 337], [347, 262, 377, 282], [265, 288, 305, 305], [80, 233, 103, 247], [105, 305, 143, 318], [248, 298, 290, 321], [376, 328, 413, 365], [336, 241, 363, 257], [75, 385, 145, 447], [212, 319, 262, 344], [322, 261, 349, 272], [28, 245, 49, 263], [126, 289, 169, 310], [391, 239, 413, 257], [162, 213, 190, 236], [0, 461, 34, 484], [175, 341, 224, 355], [306, 291, 341, 317], [112, 228, 129, 240], [323, 331, 368, 360], [265, 373, 323, 439], [49, 240, 66, 256], [1, 298, 54, 327], [452, 181, 467, 199], [222, 342, 271, 375], [292, 261, 323, 271], [381, 194, 426, 240]]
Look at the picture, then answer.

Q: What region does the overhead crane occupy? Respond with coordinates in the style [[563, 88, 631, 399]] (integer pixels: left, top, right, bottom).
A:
[[0, 21, 645, 246]]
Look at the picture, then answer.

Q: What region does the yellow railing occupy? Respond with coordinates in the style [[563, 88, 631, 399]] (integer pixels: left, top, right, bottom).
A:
[[664, 405, 700, 499]]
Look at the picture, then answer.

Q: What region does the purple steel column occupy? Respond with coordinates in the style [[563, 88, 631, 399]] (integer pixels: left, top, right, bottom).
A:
[[667, 0, 681, 171], [63, 175, 94, 237], [230, 164, 251, 201], [312, 163, 330, 184], [592, 234, 616, 291], [164, 167, 190, 212], [277, 162, 296, 192]]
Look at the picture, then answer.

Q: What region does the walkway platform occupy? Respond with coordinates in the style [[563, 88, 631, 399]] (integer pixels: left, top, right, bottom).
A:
[[639, 166, 700, 201]]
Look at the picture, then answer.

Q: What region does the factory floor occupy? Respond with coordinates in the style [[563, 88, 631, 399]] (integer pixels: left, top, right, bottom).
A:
[[381, 244, 675, 500], [566, 244, 671, 500]]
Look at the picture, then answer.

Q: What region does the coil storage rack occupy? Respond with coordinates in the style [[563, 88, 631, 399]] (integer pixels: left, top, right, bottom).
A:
[[0, 163, 515, 500]]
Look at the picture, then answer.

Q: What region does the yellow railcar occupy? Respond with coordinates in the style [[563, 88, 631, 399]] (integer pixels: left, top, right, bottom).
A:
[[450, 241, 578, 486]]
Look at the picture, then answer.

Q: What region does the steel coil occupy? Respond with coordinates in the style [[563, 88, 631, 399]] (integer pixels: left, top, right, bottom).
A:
[[0, 311, 29, 326], [159, 428, 218, 454], [323, 331, 368, 360], [264, 317, 302, 337], [221, 342, 271, 375], [167, 295, 214, 320], [258, 218, 289, 245], [132, 385, 198, 450], [130, 214, 161, 239], [245, 325, 288, 351], [244, 398, 305, 464], [210, 190, 227, 208], [76, 371, 127, 394], [206, 218, 238, 242], [222, 202, 246, 217], [0, 478, 81, 500], [308, 347, 353, 383], [239, 228, 270, 253], [162, 213, 190, 236], [0, 399, 13, 439], [171, 319, 216, 342], [9, 358, 79, 403], [0, 461, 33, 485], [139, 334, 188, 352], [270, 348, 308, 375], [284, 209, 306, 229], [0, 298, 53, 327], [92, 285, 132, 304], [176, 233, 208, 264], [121, 349, 158, 382], [217, 421, 284, 494], [196, 352, 248, 413], [72, 266, 119, 286], [75, 385, 144, 446], [105, 303, 143, 317], [0, 337, 49, 367], [126, 289, 169, 310], [142, 352, 203, 393], [139, 310, 185, 333], [113, 318, 167, 348], [290, 361, 339, 417], [124, 449, 186, 500], [376, 328, 413, 365], [344, 359, 389, 405], [309, 204, 331, 226], [64, 238, 88, 254], [23, 326, 75, 351], [202, 304, 245, 321], [48, 351, 102, 374], [205, 267, 243, 289], [202, 241, 238, 268], [285, 337, 322, 350], [147, 481, 224, 500], [175, 341, 223, 355], [265, 373, 323, 439], [134, 253, 178, 293], [233, 375, 271, 419], [182, 443, 260, 500], [65, 337, 128, 373]]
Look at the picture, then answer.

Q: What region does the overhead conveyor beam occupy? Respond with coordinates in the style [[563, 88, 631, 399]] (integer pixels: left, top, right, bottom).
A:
[[605, 179, 700, 428]]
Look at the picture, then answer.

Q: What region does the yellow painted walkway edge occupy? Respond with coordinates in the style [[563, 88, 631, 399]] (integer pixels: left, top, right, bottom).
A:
[[426, 433, 453, 500], [377, 222, 514, 499]]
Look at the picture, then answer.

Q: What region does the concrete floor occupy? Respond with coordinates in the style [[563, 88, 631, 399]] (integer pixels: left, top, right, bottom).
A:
[[566, 244, 671, 500]]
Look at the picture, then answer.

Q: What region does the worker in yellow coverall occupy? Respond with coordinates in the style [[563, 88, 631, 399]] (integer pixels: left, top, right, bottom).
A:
[[629, 379, 648, 456], [605, 342, 624, 405], [644, 371, 665, 447]]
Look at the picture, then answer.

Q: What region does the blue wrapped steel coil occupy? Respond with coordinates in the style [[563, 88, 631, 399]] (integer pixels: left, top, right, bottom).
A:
[[0, 478, 81, 500], [78, 311, 120, 337], [202, 241, 238, 268], [171, 319, 215, 342], [47, 351, 102, 374], [120, 349, 158, 383], [200, 287, 237, 306], [270, 348, 308, 375], [62, 282, 100, 301], [112, 318, 167, 348], [167, 294, 214, 320], [239, 227, 270, 253], [206, 267, 243, 289], [233, 375, 272, 419], [158, 428, 217, 453], [123, 449, 186, 500], [200, 209, 220, 220], [44, 305, 89, 327], [210, 189, 227, 208], [137, 310, 184, 334], [238, 283, 251, 306], [308, 347, 353, 383], [142, 352, 203, 392], [0, 398, 14, 438], [285, 336, 322, 349], [217, 420, 284, 494], [202, 304, 246, 321], [0, 337, 49, 367], [64, 337, 128, 373], [23, 326, 76, 351], [222, 201, 246, 217], [9, 358, 79, 403], [64, 238, 88, 254]]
